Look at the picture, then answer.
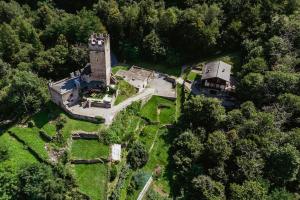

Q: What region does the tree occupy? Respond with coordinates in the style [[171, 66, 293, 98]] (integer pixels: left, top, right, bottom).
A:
[[266, 144, 300, 185], [237, 73, 265, 106], [205, 131, 232, 164], [1, 70, 48, 118], [188, 175, 225, 200], [18, 163, 66, 199], [173, 131, 204, 177], [231, 139, 264, 181], [142, 30, 166, 61], [127, 142, 148, 169], [230, 180, 268, 200], [241, 57, 268, 75], [269, 188, 295, 200], [0, 23, 20, 62], [183, 95, 225, 131], [277, 93, 300, 128], [0, 166, 19, 200]]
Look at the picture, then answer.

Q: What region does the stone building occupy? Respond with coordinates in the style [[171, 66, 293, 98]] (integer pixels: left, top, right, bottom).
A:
[[88, 33, 111, 85], [48, 33, 113, 107]]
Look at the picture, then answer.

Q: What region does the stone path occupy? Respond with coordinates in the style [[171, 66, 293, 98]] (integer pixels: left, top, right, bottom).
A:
[[68, 88, 155, 125]]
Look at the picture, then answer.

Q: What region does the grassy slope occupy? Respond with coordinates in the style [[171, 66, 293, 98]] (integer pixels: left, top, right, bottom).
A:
[[140, 96, 175, 124], [0, 133, 38, 169], [74, 164, 108, 200], [9, 126, 49, 160], [114, 80, 137, 105], [142, 128, 171, 194], [71, 140, 109, 159]]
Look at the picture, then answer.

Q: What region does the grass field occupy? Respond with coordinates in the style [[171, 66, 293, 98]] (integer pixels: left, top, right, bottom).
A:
[[114, 80, 137, 105], [140, 96, 175, 124], [71, 140, 109, 159], [142, 128, 171, 194], [74, 164, 108, 200], [32, 103, 102, 140], [139, 125, 159, 151], [9, 127, 49, 160], [0, 133, 38, 169]]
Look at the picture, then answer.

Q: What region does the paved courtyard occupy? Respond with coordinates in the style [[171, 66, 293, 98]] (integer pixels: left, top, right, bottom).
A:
[[149, 73, 176, 99], [67, 88, 155, 125]]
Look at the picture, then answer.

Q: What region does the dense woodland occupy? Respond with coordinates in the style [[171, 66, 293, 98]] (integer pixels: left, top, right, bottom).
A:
[[0, 0, 300, 199]]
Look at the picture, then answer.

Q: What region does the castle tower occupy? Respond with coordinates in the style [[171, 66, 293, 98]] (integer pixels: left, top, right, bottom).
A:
[[88, 33, 111, 85]]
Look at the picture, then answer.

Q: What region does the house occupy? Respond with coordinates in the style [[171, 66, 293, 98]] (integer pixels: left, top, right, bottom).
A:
[[48, 33, 113, 108], [201, 61, 235, 93]]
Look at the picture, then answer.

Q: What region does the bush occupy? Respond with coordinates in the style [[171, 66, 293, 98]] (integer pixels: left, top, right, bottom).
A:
[[0, 145, 9, 162], [127, 142, 149, 169], [56, 116, 66, 131], [27, 120, 35, 128], [110, 165, 118, 182]]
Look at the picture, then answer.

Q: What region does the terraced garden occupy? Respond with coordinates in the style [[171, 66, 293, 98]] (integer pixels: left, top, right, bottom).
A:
[[73, 164, 108, 200], [71, 139, 109, 160]]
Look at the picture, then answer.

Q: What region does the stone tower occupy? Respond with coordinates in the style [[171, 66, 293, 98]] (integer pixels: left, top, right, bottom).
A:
[[88, 33, 111, 85]]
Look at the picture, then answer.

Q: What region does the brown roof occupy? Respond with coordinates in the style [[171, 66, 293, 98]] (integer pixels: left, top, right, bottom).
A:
[[201, 61, 232, 82]]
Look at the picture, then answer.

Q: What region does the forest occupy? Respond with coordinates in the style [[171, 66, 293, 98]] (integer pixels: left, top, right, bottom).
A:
[[0, 0, 300, 199]]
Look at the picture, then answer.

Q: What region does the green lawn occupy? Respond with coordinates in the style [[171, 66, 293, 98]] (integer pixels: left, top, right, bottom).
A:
[[33, 103, 102, 140], [114, 80, 137, 105], [9, 127, 48, 160], [61, 115, 102, 141], [140, 96, 175, 124], [0, 133, 38, 169], [139, 125, 159, 151], [112, 65, 130, 74], [74, 164, 108, 200], [71, 139, 109, 159], [142, 128, 171, 194], [186, 71, 201, 82]]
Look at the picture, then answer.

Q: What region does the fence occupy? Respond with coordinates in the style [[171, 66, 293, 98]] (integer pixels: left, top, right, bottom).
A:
[[136, 176, 153, 200]]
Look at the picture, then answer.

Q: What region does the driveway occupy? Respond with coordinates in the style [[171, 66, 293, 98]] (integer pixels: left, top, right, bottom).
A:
[[148, 73, 176, 98]]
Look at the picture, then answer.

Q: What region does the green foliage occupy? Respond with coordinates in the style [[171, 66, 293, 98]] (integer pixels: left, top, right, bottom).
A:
[[230, 180, 268, 200], [0, 166, 19, 200], [0, 145, 9, 162], [266, 144, 300, 185], [1, 70, 48, 119], [127, 142, 149, 169], [0, 23, 20, 62], [183, 95, 225, 131], [110, 164, 118, 182], [205, 131, 232, 164], [114, 80, 137, 105], [188, 175, 225, 200], [18, 163, 67, 199]]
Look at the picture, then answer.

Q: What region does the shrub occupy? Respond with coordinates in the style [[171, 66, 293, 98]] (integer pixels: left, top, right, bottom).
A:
[[0, 145, 9, 162], [110, 165, 118, 182], [27, 120, 35, 128], [127, 142, 149, 169]]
